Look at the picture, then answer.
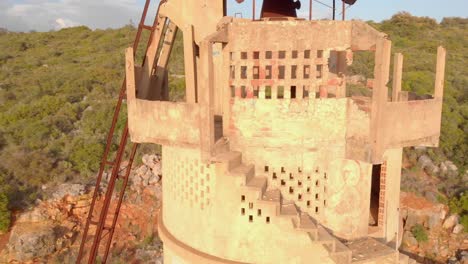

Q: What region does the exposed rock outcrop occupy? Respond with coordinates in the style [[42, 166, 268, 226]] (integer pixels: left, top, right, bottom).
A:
[[0, 155, 163, 263], [400, 192, 467, 263]]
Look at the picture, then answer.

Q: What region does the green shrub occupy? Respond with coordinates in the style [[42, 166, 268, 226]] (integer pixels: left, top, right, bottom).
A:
[[448, 192, 467, 232], [411, 224, 428, 243], [448, 192, 468, 215], [0, 192, 11, 233], [460, 215, 468, 232]]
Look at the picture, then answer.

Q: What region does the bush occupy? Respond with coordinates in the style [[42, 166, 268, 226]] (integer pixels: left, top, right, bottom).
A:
[[448, 192, 468, 232], [411, 224, 428, 243], [461, 215, 468, 232], [0, 192, 11, 233]]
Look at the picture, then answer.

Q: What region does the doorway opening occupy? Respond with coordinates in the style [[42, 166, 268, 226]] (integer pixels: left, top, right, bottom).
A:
[[369, 164, 381, 227]]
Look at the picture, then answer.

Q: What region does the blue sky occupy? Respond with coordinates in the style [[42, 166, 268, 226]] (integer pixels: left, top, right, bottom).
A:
[[223, 0, 468, 21], [1, 0, 467, 32]]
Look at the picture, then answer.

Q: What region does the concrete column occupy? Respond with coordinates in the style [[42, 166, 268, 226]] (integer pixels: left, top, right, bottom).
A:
[[434, 46, 446, 99], [391, 53, 403, 102]]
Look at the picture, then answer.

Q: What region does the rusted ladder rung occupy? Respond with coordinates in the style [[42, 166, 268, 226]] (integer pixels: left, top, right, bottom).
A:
[[140, 24, 153, 31], [104, 161, 115, 166]]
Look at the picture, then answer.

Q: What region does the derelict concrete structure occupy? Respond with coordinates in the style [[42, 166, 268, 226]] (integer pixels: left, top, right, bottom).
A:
[[124, 0, 446, 263]]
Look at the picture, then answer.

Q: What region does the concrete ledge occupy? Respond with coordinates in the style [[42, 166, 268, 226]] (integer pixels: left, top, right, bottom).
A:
[[158, 212, 247, 264]]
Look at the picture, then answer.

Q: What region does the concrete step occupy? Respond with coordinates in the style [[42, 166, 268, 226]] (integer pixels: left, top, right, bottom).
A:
[[246, 176, 267, 189], [348, 238, 397, 264], [229, 164, 255, 185], [398, 253, 409, 264], [262, 189, 281, 202], [298, 213, 318, 239], [317, 225, 336, 250], [329, 239, 352, 264], [280, 203, 298, 216], [212, 151, 242, 171], [299, 213, 317, 230]]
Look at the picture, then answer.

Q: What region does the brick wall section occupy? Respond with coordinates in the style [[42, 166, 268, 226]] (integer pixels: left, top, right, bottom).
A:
[[377, 161, 387, 227]]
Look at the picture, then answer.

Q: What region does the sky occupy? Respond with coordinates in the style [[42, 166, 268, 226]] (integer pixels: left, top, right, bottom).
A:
[[0, 0, 466, 32]]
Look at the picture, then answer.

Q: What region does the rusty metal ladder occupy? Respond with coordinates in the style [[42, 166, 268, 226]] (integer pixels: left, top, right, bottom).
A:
[[76, 1, 165, 263]]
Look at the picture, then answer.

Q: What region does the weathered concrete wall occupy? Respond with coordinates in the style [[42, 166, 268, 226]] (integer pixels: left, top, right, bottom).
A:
[[228, 98, 348, 166], [382, 148, 404, 242], [382, 99, 442, 148], [161, 146, 334, 264], [324, 159, 372, 239], [346, 98, 372, 162], [128, 100, 201, 147], [228, 98, 373, 239]]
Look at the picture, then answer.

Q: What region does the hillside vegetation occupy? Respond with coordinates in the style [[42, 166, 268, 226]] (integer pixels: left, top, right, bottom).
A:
[[0, 14, 466, 231]]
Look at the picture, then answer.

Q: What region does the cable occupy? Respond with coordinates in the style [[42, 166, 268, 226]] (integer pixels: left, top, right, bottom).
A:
[[312, 0, 335, 10]]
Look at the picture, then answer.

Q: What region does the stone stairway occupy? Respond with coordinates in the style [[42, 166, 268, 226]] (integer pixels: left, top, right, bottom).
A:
[[213, 149, 418, 264], [213, 150, 353, 264]]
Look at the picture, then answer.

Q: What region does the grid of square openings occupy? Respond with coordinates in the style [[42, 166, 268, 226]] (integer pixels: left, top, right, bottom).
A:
[[229, 49, 327, 99], [264, 165, 328, 217], [165, 149, 213, 211], [240, 194, 271, 224]]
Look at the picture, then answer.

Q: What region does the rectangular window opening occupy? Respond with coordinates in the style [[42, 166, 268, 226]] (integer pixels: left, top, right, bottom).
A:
[[278, 65, 285, 79], [369, 164, 382, 227], [253, 87, 259, 98], [241, 66, 248, 79], [317, 50, 324, 58], [230, 65, 236, 79], [241, 86, 247, 98], [291, 86, 297, 99], [304, 65, 310, 79], [291, 65, 298, 79], [230, 86, 235, 97], [279, 50, 286, 59], [316, 65, 323, 79], [253, 51, 260, 59], [292, 50, 298, 59], [266, 65, 272, 79], [277, 86, 284, 99], [241, 52, 248, 60], [265, 86, 272, 99]]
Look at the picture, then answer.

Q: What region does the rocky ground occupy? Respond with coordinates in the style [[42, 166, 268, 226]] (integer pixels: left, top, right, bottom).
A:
[[0, 154, 466, 263], [400, 192, 467, 263], [0, 154, 163, 264]]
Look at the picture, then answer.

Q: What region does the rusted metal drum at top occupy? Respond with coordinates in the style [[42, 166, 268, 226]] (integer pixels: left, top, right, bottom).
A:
[[261, 0, 301, 18], [234, 0, 357, 19]]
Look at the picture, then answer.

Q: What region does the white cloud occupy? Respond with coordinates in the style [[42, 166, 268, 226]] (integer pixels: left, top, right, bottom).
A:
[[54, 18, 79, 30], [0, 0, 145, 32]]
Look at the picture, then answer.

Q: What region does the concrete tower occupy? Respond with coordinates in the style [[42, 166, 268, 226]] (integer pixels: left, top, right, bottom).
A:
[[124, 1, 446, 263]]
